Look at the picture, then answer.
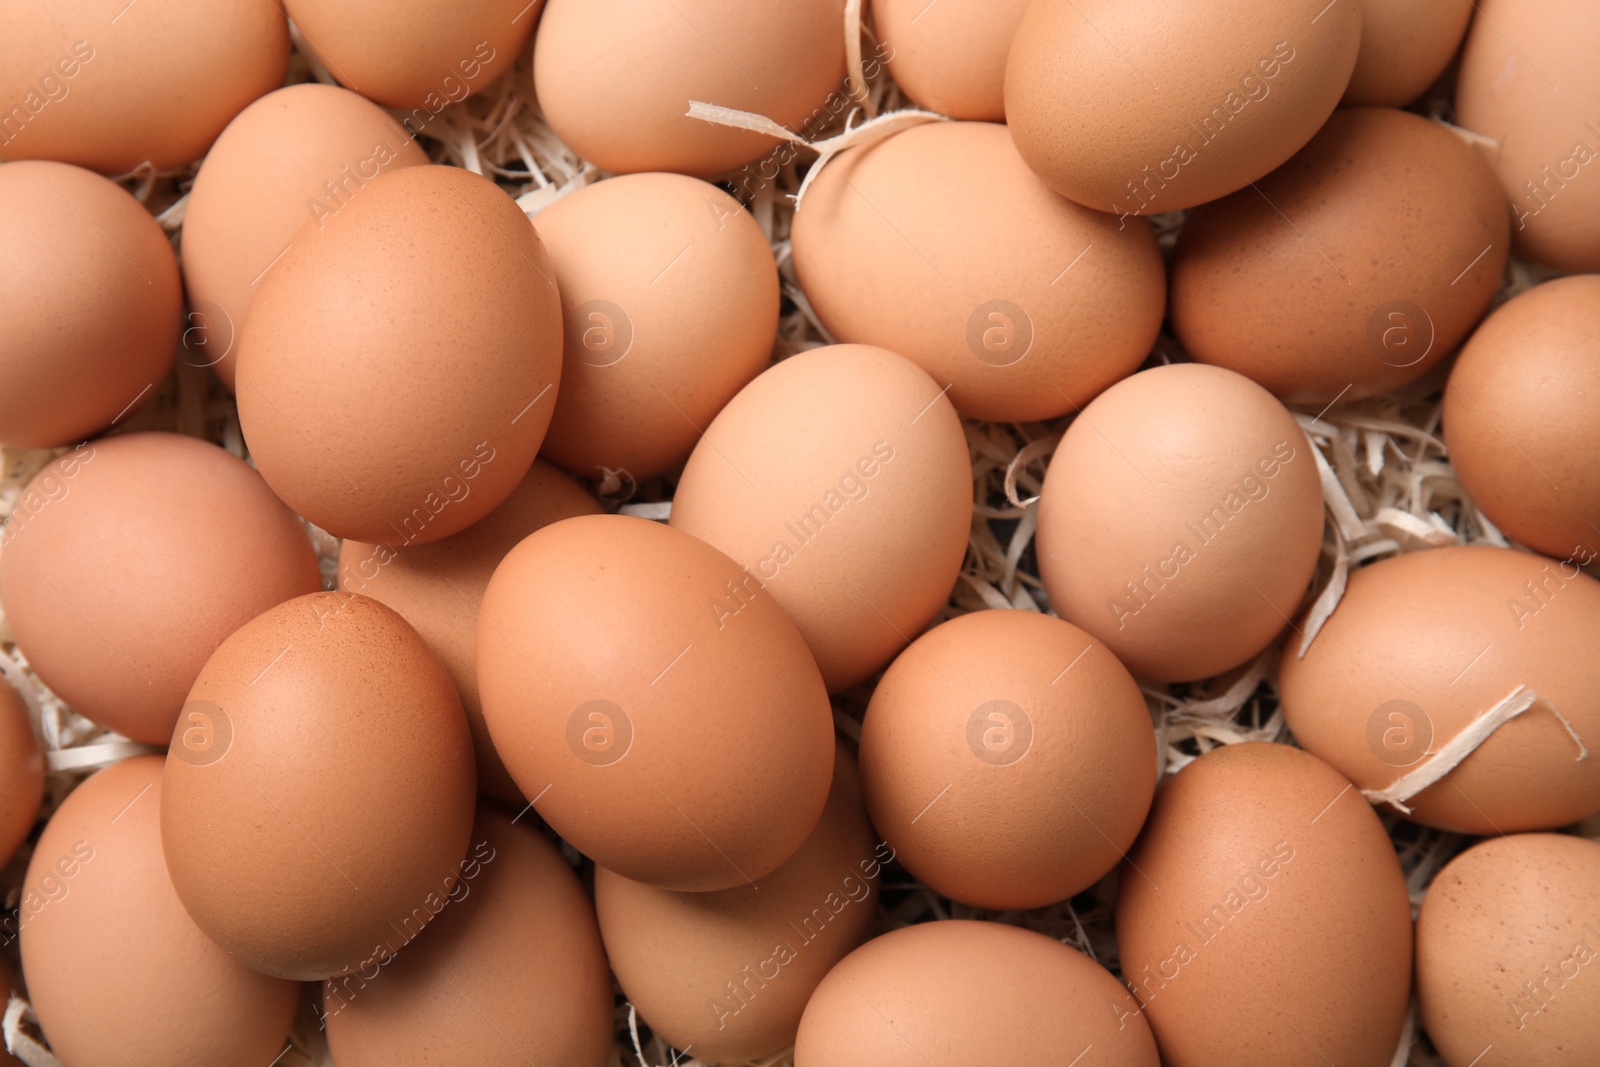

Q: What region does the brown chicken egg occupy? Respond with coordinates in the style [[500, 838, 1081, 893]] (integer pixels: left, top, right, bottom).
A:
[[533, 172, 779, 481], [669, 344, 972, 692], [476, 514, 835, 892], [1280, 545, 1600, 833], [0, 0, 288, 172], [872, 0, 1031, 120], [322, 806, 613, 1067], [533, 0, 848, 177], [790, 120, 1165, 421], [1443, 275, 1600, 563], [0, 433, 323, 745], [1342, 0, 1473, 106], [160, 592, 477, 980], [1036, 363, 1325, 683], [281, 0, 537, 111], [338, 460, 602, 802], [1416, 833, 1600, 1067], [1116, 743, 1412, 1067], [181, 83, 429, 390], [20, 757, 300, 1067], [1457, 0, 1600, 272], [236, 164, 563, 545], [1005, 0, 1361, 214], [0, 160, 179, 447], [858, 608, 1156, 909], [794, 919, 1159, 1066], [0, 681, 43, 870], [1171, 106, 1509, 405], [596, 743, 879, 1063]]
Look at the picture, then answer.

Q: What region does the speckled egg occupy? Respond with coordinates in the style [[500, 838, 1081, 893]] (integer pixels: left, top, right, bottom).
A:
[[533, 172, 778, 480], [1171, 106, 1509, 405], [859, 609, 1156, 909], [669, 344, 972, 691], [596, 742, 880, 1063], [1417, 833, 1600, 1067], [160, 592, 477, 980], [20, 757, 300, 1067], [1280, 545, 1600, 833], [0, 160, 179, 446], [322, 805, 613, 1067], [476, 514, 835, 891], [533, 0, 847, 177], [338, 460, 602, 802], [0, 0, 289, 172], [790, 121, 1165, 421], [181, 83, 429, 390], [0, 433, 323, 745], [1443, 275, 1600, 562], [794, 919, 1159, 1065], [236, 164, 563, 545], [1036, 363, 1326, 682], [1116, 743, 1412, 1067], [1005, 0, 1361, 213]]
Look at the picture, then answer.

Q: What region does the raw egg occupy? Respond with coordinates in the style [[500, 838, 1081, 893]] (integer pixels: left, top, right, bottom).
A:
[[20, 756, 300, 1067], [337, 460, 602, 802], [1443, 275, 1600, 563], [0, 681, 42, 869], [1005, 0, 1361, 213], [160, 592, 477, 980], [476, 514, 835, 891], [1116, 742, 1412, 1067], [1036, 363, 1325, 682], [790, 120, 1165, 421], [872, 0, 1030, 120], [669, 344, 972, 692], [858, 608, 1156, 909], [533, 172, 779, 480], [236, 164, 563, 545], [0, 432, 323, 745], [1342, 0, 1473, 106], [1280, 545, 1600, 833], [181, 83, 429, 390], [0, 160, 179, 446]]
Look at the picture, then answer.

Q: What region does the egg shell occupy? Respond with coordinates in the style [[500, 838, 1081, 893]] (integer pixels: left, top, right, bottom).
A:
[[0, 160, 179, 447], [858, 609, 1155, 909], [0, 0, 288, 172], [596, 742, 879, 1063], [281, 0, 537, 111], [0, 433, 324, 744], [20, 757, 300, 1067], [790, 121, 1165, 422], [160, 592, 477, 980], [669, 344, 972, 691], [1443, 275, 1600, 562], [0, 681, 43, 869], [1457, 0, 1600, 272], [181, 83, 430, 391], [1116, 742, 1412, 1067], [1341, 0, 1473, 106], [794, 919, 1159, 1066], [533, 172, 779, 480], [322, 805, 612, 1067], [337, 460, 602, 802], [1036, 363, 1325, 682], [1416, 833, 1600, 1067], [1004, 0, 1360, 214], [533, 0, 847, 177], [872, 0, 1030, 120], [1171, 107, 1508, 405], [476, 514, 835, 891], [236, 164, 563, 545], [1280, 544, 1600, 833]]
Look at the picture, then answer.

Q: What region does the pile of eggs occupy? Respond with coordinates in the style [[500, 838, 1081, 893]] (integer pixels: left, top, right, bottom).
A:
[[1, 0, 1599, 1065]]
